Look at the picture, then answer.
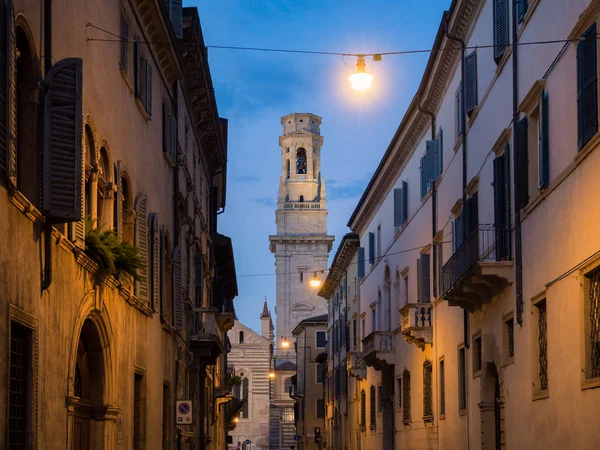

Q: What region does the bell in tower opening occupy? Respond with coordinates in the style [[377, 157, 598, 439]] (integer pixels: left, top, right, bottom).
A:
[[296, 148, 307, 174]]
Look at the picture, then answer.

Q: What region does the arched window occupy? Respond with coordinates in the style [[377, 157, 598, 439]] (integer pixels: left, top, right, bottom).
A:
[[296, 148, 307, 174], [84, 125, 96, 222], [281, 407, 294, 422], [242, 377, 249, 418], [286, 147, 290, 153], [286, 159, 290, 179], [15, 25, 40, 204], [97, 147, 111, 229], [239, 331, 244, 344], [120, 173, 134, 244], [299, 195, 304, 203]]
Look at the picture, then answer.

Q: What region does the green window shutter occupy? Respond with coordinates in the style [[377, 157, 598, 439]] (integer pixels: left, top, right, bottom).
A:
[[368, 232, 375, 264], [149, 213, 160, 314], [402, 180, 408, 223], [171, 0, 183, 39], [133, 38, 140, 97], [420, 155, 426, 198], [162, 103, 169, 153], [173, 246, 183, 329], [456, 82, 463, 136], [493, 0, 509, 63], [134, 193, 149, 304], [517, 0, 528, 24], [170, 115, 177, 162], [539, 90, 550, 189], [42, 58, 83, 222], [195, 254, 203, 308], [146, 60, 152, 118], [465, 52, 478, 114], [426, 140, 437, 183], [139, 57, 147, 109], [119, 18, 128, 70], [358, 247, 365, 279], [420, 253, 431, 303], [394, 188, 403, 226], [578, 23, 598, 150], [516, 116, 529, 208], [436, 129, 443, 175]]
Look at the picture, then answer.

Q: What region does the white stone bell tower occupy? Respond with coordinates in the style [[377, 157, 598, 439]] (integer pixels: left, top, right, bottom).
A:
[[269, 113, 334, 361]]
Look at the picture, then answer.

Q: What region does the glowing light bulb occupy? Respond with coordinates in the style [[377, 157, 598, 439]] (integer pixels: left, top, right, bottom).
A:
[[349, 56, 374, 91], [309, 272, 322, 288]]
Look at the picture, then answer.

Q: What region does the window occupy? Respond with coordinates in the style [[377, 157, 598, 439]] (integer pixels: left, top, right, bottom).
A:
[[281, 407, 294, 422], [493, 147, 511, 260], [584, 267, 600, 380], [577, 23, 598, 150], [361, 318, 365, 340], [404, 274, 409, 305], [465, 51, 478, 115], [371, 308, 376, 334], [242, 377, 249, 418], [402, 369, 411, 425], [316, 364, 324, 384], [299, 271, 303, 283], [538, 91, 550, 189], [316, 330, 326, 348], [376, 225, 381, 258], [516, 116, 529, 209], [396, 377, 402, 408], [360, 389, 366, 429], [439, 358, 446, 417], [299, 195, 304, 202], [119, 17, 128, 70], [160, 229, 173, 322], [452, 212, 463, 252], [286, 159, 290, 178], [473, 334, 482, 374], [493, 0, 509, 64], [353, 319, 357, 349], [423, 360, 433, 420], [9, 323, 32, 449], [358, 247, 365, 279], [532, 297, 548, 396], [456, 81, 464, 138], [420, 137, 442, 199], [419, 253, 431, 303], [162, 384, 170, 450], [133, 373, 145, 450], [517, 0, 528, 23], [162, 102, 177, 164], [368, 232, 375, 264], [296, 148, 307, 174], [239, 331, 244, 344], [394, 181, 408, 227], [134, 194, 149, 303], [465, 192, 478, 236], [458, 347, 466, 412], [316, 399, 325, 419], [134, 39, 152, 118], [163, 0, 183, 38], [504, 316, 515, 361], [377, 385, 382, 413], [369, 385, 376, 430]]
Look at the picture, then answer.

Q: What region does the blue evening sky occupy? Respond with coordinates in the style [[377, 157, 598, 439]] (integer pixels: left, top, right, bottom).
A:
[[191, 0, 452, 333]]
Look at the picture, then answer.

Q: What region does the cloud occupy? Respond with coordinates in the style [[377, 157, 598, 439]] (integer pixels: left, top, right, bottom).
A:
[[252, 196, 277, 207]]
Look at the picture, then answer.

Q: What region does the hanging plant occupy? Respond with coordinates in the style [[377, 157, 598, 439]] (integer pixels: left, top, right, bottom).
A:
[[231, 375, 243, 386]]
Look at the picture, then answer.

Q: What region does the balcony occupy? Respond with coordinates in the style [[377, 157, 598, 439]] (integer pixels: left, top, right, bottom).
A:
[[190, 309, 225, 364], [441, 224, 513, 312], [346, 352, 366, 379], [400, 304, 433, 349], [361, 332, 394, 370], [215, 363, 236, 398]]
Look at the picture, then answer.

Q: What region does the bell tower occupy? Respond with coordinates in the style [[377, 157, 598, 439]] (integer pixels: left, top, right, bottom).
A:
[[269, 113, 335, 361]]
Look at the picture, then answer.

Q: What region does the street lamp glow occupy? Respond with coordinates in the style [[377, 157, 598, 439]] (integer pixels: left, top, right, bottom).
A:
[[281, 338, 290, 348], [309, 272, 322, 288], [349, 56, 374, 91], [268, 372, 275, 379]]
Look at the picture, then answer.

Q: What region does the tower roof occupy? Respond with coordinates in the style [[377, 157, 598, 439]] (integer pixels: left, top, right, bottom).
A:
[[261, 300, 270, 318]]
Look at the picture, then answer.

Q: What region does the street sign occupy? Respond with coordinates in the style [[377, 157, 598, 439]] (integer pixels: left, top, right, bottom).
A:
[[176, 400, 192, 424], [293, 434, 301, 441]]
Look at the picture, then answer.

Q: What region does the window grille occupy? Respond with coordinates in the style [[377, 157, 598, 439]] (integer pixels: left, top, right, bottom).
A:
[[9, 324, 30, 450], [74, 365, 82, 398], [474, 336, 482, 372], [377, 385, 382, 413], [459, 347, 466, 411], [589, 268, 600, 378], [360, 389, 366, 429], [506, 319, 515, 358], [397, 377, 402, 408], [537, 300, 548, 390], [439, 360, 445, 416], [369, 385, 376, 430], [402, 369, 411, 425], [423, 360, 433, 420]]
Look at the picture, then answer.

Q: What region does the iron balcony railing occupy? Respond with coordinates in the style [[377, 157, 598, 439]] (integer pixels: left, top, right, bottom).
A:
[[441, 223, 511, 296]]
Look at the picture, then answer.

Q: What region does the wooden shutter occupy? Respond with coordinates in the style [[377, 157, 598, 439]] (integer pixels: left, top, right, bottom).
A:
[[139, 58, 147, 110], [456, 82, 463, 136], [134, 194, 149, 304], [145, 61, 152, 118], [465, 52, 477, 114], [420, 253, 431, 303], [517, 0, 528, 24], [358, 247, 365, 279], [419, 155, 426, 198], [0, 0, 14, 186], [173, 246, 183, 329], [426, 140, 437, 183], [119, 18, 127, 70], [115, 161, 123, 240], [42, 58, 83, 222], [539, 90, 549, 189], [194, 254, 203, 308], [502, 144, 511, 258], [578, 23, 598, 150], [436, 129, 443, 175], [402, 180, 408, 223], [170, 115, 177, 162], [160, 227, 167, 316], [150, 213, 160, 313], [493, 0, 509, 63], [468, 192, 478, 235], [162, 103, 169, 153], [368, 232, 375, 264], [515, 116, 529, 208], [163, 0, 171, 17], [133, 37, 140, 97], [394, 188, 403, 226], [171, 0, 183, 39]]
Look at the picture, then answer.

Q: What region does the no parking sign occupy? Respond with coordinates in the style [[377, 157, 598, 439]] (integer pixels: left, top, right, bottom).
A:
[[176, 400, 193, 424]]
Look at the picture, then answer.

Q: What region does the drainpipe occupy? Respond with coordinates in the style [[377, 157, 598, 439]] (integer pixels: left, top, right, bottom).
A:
[[444, 16, 471, 450], [173, 81, 180, 245], [41, 0, 53, 292], [512, 0, 523, 325]]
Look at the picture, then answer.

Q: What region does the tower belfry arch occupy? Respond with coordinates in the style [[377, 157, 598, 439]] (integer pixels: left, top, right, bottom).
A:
[[269, 113, 334, 361]]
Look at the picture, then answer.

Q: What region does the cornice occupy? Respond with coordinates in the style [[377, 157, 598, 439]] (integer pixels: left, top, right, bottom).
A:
[[318, 234, 360, 299]]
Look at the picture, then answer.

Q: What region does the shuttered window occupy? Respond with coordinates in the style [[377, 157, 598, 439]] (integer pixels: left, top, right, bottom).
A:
[[358, 247, 365, 279], [465, 192, 478, 236], [194, 254, 203, 308], [42, 58, 83, 222], [173, 247, 183, 329], [493, 0, 509, 63], [134, 194, 149, 304], [420, 253, 431, 303], [577, 23, 598, 150], [459, 347, 467, 411], [360, 389, 366, 428], [368, 232, 375, 265], [150, 213, 160, 313], [419, 155, 427, 198], [160, 228, 173, 324], [517, 0, 528, 24], [163, 0, 183, 38], [538, 90, 550, 189], [369, 385, 376, 430], [402, 369, 411, 425], [465, 52, 478, 114], [452, 213, 463, 252], [133, 37, 140, 97], [9, 322, 31, 450], [134, 42, 152, 118], [119, 18, 128, 70], [423, 360, 433, 419], [439, 359, 446, 416], [493, 146, 511, 260], [456, 81, 463, 137], [516, 117, 529, 208], [114, 161, 123, 240], [394, 181, 408, 227]]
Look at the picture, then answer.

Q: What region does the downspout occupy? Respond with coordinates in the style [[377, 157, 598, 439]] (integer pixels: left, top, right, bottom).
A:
[[445, 16, 470, 450], [173, 81, 180, 245], [41, 0, 53, 292], [512, 0, 523, 325]]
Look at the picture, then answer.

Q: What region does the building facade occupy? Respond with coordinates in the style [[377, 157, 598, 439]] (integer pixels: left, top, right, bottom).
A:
[[269, 113, 335, 360], [321, 0, 600, 449], [227, 305, 274, 450], [0, 1, 237, 449], [291, 314, 328, 450]]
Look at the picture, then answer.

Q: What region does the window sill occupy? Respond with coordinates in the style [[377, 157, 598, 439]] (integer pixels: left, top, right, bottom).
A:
[[516, 0, 542, 41], [402, 419, 411, 427], [473, 369, 482, 379], [423, 414, 434, 424], [120, 68, 134, 94], [494, 45, 513, 76], [532, 390, 549, 401], [575, 131, 600, 165], [581, 377, 600, 391], [439, 413, 446, 421], [453, 135, 463, 153], [163, 151, 175, 168], [135, 98, 150, 121], [459, 408, 467, 417], [420, 189, 432, 204], [501, 356, 515, 368]]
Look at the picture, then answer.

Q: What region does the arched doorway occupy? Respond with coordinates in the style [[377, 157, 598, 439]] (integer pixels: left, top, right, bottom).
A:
[[72, 319, 107, 450], [480, 361, 504, 450]]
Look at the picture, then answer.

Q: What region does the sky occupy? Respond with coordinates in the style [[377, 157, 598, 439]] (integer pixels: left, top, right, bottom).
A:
[[191, 0, 452, 334]]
